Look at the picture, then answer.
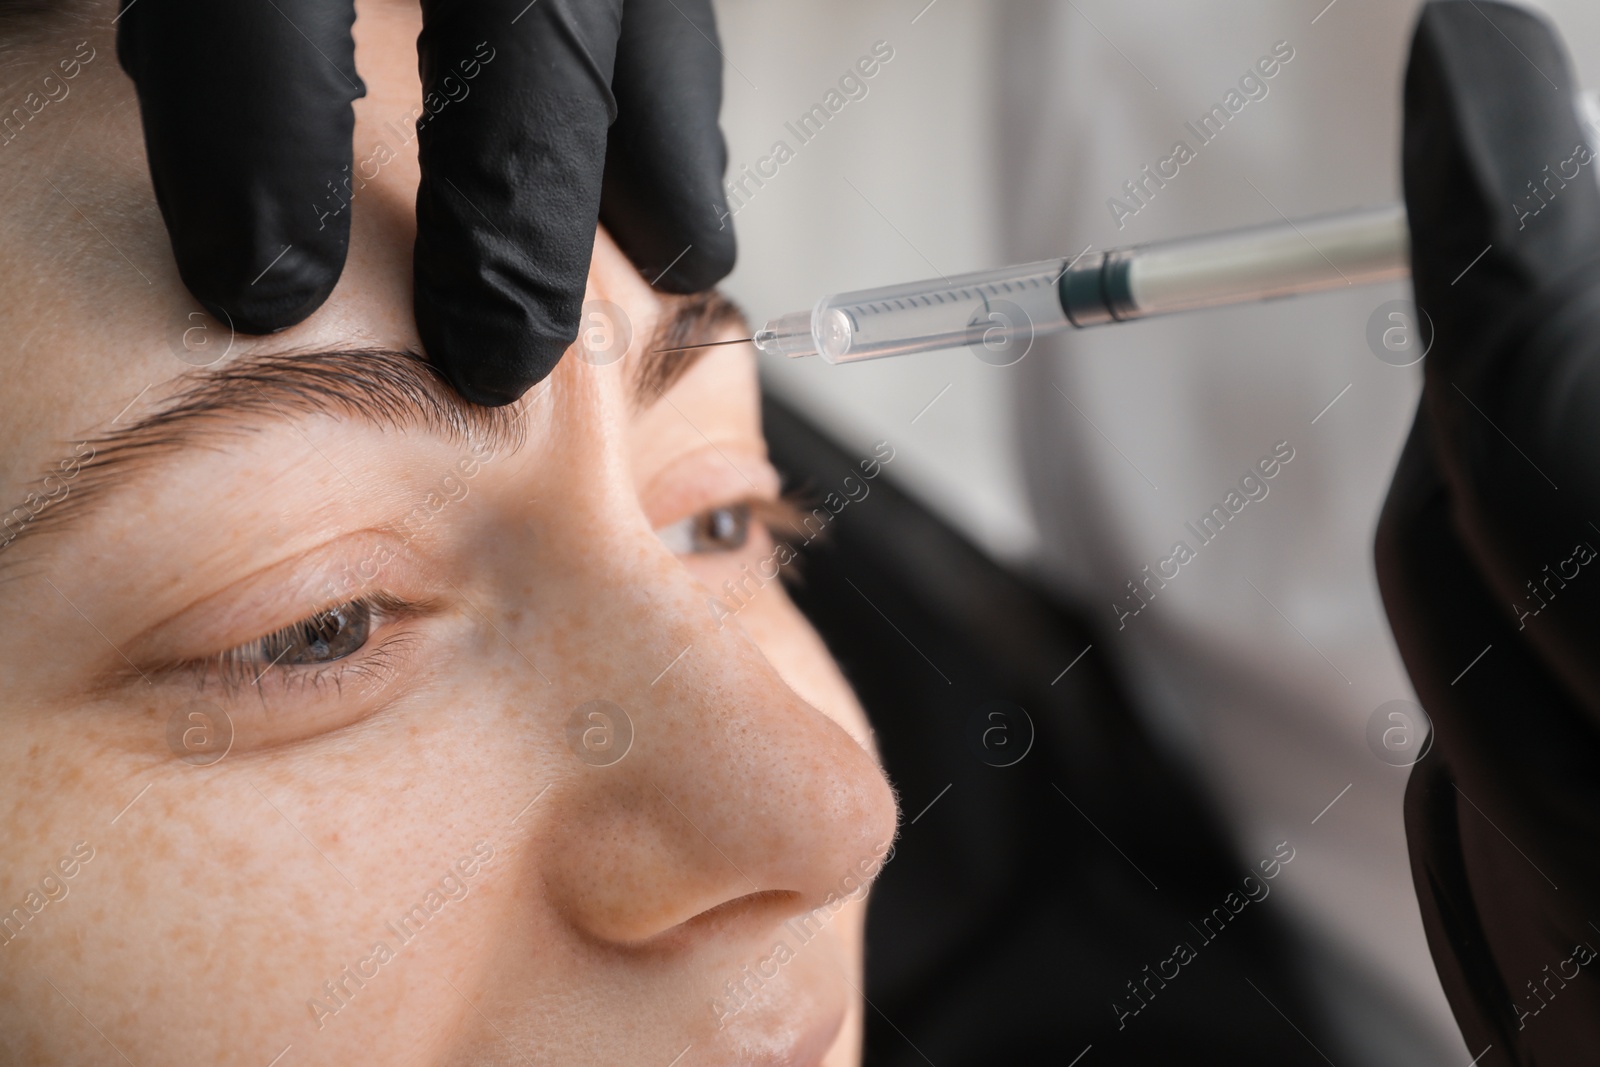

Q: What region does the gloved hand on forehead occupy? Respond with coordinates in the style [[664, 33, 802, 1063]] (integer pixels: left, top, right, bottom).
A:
[[1379, 1, 1600, 1062], [116, 0, 735, 406]]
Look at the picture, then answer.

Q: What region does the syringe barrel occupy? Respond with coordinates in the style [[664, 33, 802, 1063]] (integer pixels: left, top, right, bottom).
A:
[[803, 259, 1072, 364], [1061, 204, 1409, 324], [753, 204, 1413, 365]]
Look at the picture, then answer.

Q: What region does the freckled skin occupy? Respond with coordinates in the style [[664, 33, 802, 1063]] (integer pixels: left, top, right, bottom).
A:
[[0, 3, 897, 1065]]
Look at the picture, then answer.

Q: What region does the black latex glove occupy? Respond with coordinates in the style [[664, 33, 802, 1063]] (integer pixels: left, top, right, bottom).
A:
[[1378, 3, 1600, 1063], [116, 0, 735, 406]]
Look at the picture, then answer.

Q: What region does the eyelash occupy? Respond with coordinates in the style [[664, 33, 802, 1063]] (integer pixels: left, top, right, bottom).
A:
[[749, 493, 813, 548], [655, 495, 810, 555], [195, 592, 417, 697]]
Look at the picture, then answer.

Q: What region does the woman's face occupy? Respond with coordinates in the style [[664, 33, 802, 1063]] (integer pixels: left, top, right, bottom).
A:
[[0, 5, 897, 1065]]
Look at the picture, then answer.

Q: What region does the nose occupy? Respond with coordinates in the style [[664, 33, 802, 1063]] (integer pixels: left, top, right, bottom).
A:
[[538, 513, 899, 944]]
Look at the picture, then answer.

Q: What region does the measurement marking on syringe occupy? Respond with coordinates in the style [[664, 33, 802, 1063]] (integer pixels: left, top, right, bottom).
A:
[[856, 282, 1050, 322]]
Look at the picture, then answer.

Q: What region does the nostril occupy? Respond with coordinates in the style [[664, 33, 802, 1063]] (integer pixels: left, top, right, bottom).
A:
[[542, 610, 902, 945], [637, 889, 805, 951], [544, 745, 897, 946]]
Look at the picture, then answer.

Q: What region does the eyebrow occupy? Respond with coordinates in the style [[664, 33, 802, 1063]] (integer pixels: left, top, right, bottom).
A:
[[1, 291, 750, 566], [632, 290, 748, 410], [0, 346, 522, 569]]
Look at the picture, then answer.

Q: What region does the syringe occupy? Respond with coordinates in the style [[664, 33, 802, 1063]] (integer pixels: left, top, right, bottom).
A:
[[749, 204, 1409, 364]]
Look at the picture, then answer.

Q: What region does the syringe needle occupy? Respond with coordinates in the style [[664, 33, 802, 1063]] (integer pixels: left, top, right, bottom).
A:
[[650, 337, 755, 355]]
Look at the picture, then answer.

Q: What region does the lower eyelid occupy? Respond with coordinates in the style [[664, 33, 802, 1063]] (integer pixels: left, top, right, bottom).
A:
[[189, 624, 420, 702], [159, 628, 428, 755]]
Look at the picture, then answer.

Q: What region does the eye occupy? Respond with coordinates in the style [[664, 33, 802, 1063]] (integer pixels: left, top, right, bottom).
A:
[[135, 560, 437, 749], [210, 593, 408, 685], [254, 601, 373, 667], [656, 502, 752, 555]]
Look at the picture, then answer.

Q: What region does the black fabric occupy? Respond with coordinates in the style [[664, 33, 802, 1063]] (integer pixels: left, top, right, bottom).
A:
[[763, 397, 1335, 1065], [116, 0, 735, 406], [1378, 3, 1600, 1063]]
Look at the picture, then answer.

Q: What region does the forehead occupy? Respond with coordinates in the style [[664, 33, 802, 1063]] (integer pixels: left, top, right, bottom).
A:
[[0, 18, 725, 516], [0, 23, 412, 482]]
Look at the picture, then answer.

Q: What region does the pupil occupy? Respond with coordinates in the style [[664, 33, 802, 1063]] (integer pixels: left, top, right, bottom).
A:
[[699, 505, 748, 550], [288, 604, 370, 664]]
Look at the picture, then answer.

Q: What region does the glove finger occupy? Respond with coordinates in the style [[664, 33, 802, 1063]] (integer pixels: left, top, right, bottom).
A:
[[1376, 407, 1600, 1064], [414, 0, 625, 407], [599, 0, 736, 293], [1403, 0, 1600, 348], [1374, 6, 1600, 1058], [117, 0, 363, 333], [1402, 1, 1600, 715]]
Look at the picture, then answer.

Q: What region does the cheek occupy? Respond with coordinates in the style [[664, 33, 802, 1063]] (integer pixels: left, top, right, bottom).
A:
[[0, 676, 524, 1065]]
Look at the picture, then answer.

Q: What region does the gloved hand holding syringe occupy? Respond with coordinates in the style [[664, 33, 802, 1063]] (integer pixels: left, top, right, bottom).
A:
[[710, 77, 1593, 367]]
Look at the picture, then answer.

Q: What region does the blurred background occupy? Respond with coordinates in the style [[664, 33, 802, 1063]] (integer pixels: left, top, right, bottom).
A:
[[708, 1, 1600, 1063]]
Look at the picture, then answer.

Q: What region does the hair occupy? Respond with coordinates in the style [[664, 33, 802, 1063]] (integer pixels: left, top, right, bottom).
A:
[[636, 290, 745, 401]]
